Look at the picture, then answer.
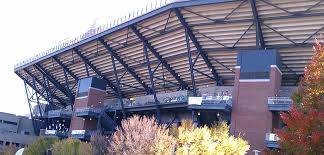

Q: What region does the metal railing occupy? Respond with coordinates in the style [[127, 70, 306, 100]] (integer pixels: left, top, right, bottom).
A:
[[108, 95, 188, 109], [268, 97, 292, 104], [14, 0, 187, 69], [201, 95, 233, 106], [48, 109, 72, 117], [75, 107, 102, 114], [265, 133, 280, 141]]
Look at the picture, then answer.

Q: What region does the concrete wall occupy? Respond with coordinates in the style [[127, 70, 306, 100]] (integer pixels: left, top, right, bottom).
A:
[[0, 112, 19, 133], [0, 112, 36, 150]]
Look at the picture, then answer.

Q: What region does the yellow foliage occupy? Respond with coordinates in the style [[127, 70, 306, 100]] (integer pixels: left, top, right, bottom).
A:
[[175, 121, 249, 155]]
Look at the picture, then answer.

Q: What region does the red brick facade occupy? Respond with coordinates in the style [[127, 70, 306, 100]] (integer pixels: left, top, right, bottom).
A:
[[230, 66, 282, 153], [69, 88, 106, 131]]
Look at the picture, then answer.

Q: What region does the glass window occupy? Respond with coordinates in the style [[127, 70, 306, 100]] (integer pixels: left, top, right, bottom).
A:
[[0, 141, 3, 145], [5, 142, 10, 146], [77, 78, 92, 97], [24, 131, 30, 135], [3, 121, 18, 125]]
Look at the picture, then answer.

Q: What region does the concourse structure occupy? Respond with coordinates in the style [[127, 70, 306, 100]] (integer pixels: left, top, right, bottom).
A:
[[14, 0, 324, 153]]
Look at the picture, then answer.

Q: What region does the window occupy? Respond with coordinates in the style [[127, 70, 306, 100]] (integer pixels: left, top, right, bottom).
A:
[[77, 78, 92, 97], [13, 143, 20, 147], [24, 131, 30, 135], [5, 142, 10, 146], [3, 120, 18, 125], [0, 140, 3, 145]]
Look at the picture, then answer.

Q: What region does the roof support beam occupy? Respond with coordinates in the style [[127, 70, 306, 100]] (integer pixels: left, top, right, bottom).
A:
[[185, 30, 197, 96], [52, 57, 79, 81], [130, 25, 188, 89], [99, 38, 152, 94], [34, 64, 71, 100], [111, 56, 126, 119], [16, 72, 49, 105], [143, 45, 161, 123], [249, 0, 265, 49], [174, 8, 221, 85], [73, 48, 122, 97], [23, 69, 66, 106]]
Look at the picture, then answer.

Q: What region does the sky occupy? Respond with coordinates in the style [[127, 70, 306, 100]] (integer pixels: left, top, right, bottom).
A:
[[0, 0, 160, 116]]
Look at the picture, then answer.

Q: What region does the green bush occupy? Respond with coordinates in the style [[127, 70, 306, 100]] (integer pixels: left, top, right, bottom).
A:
[[24, 137, 58, 155], [51, 138, 92, 155]]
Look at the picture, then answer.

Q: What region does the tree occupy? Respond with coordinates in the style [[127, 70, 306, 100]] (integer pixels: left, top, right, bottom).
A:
[[2, 145, 18, 155], [51, 138, 92, 155], [23, 137, 58, 155], [175, 120, 249, 155], [90, 133, 110, 155], [108, 115, 175, 155], [275, 40, 324, 154]]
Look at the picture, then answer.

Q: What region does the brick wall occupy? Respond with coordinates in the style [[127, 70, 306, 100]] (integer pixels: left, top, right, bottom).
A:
[[69, 88, 106, 131], [230, 66, 282, 153]]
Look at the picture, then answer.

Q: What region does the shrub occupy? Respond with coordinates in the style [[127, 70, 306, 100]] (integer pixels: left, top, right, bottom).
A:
[[2, 145, 18, 155], [51, 138, 92, 155], [175, 120, 249, 155], [108, 115, 175, 155], [90, 133, 110, 155], [24, 136, 58, 155]]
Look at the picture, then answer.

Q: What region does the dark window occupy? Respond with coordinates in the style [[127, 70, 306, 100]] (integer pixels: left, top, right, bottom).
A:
[[77, 78, 92, 97], [24, 131, 30, 135], [0, 140, 3, 145], [14, 143, 20, 147], [3, 120, 18, 125], [5, 142, 10, 146]]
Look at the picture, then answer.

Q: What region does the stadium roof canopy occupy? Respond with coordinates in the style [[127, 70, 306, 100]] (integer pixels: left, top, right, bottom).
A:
[[14, 0, 324, 107]]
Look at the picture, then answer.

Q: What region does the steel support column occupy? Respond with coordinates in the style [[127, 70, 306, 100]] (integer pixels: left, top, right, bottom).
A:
[[111, 55, 127, 119], [175, 8, 221, 85], [24, 80, 38, 135], [73, 48, 122, 97], [130, 25, 188, 90], [185, 30, 197, 96], [250, 0, 265, 49], [32, 77, 43, 117], [43, 75, 56, 108], [99, 39, 152, 94], [143, 44, 161, 123], [23, 69, 66, 106], [63, 69, 74, 109]]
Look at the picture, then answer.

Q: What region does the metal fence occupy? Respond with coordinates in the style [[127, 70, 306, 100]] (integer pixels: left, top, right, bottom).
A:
[[75, 107, 102, 114], [268, 97, 292, 104], [48, 109, 72, 117]]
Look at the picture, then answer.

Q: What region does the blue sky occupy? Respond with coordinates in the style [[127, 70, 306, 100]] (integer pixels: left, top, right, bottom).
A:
[[0, 0, 162, 115]]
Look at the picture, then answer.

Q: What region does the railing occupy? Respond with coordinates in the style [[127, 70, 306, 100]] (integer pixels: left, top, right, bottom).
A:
[[108, 94, 234, 109], [268, 97, 292, 104], [108, 95, 188, 109], [265, 133, 280, 141], [48, 109, 72, 117], [201, 95, 233, 106], [75, 107, 102, 114], [14, 0, 186, 69], [44, 129, 68, 137]]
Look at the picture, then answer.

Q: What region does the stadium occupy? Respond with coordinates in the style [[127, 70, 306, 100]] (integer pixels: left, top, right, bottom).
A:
[[13, 0, 324, 153]]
